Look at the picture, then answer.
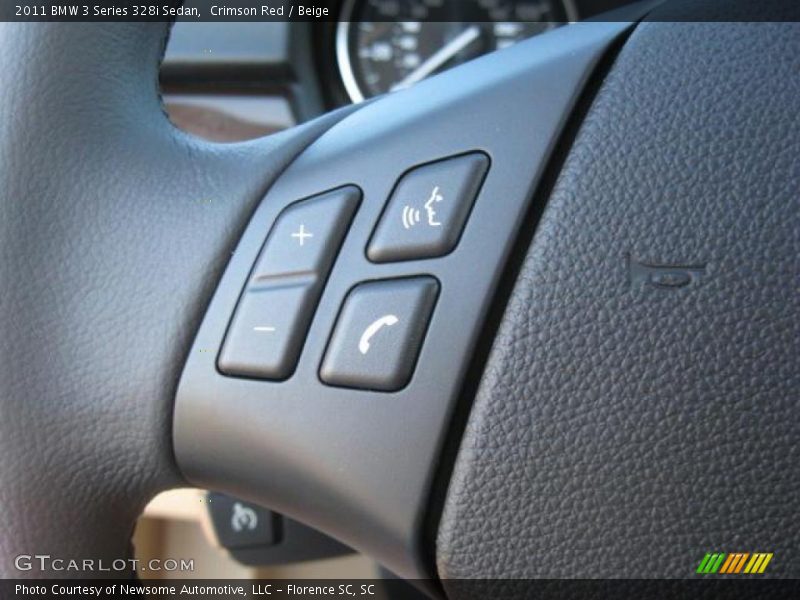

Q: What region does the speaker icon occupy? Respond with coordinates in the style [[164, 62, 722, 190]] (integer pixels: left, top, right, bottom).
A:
[[401, 205, 422, 229]]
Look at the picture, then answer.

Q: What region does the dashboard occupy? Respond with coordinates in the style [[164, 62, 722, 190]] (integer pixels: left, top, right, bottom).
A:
[[335, 0, 579, 101], [160, 0, 633, 140]]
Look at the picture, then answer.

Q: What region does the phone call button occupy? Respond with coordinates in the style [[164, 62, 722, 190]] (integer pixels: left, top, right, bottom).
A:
[[320, 277, 439, 392]]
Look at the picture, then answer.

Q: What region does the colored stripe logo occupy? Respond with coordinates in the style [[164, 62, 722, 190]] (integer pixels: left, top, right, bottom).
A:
[[696, 552, 773, 574]]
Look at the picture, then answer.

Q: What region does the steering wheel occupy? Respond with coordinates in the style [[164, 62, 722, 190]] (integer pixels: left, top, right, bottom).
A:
[[2, 0, 798, 590]]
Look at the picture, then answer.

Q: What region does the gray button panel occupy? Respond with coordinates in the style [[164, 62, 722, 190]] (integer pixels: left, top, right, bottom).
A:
[[367, 153, 489, 263], [218, 187, 360, 380], [320, 277, 439, 391]]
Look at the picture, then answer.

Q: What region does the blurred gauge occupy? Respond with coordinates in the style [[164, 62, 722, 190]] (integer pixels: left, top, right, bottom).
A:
[[336, 0, 578, 102]]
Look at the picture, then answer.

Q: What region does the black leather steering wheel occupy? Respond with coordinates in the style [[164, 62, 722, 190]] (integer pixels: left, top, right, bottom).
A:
[[1, 0, 798, 590]]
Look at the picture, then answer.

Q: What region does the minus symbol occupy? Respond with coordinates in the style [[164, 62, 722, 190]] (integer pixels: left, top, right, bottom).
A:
[[253, 326, 276, 332]]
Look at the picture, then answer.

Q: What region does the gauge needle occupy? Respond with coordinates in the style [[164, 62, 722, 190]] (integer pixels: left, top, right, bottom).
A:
[[391, 25, 482, 91]]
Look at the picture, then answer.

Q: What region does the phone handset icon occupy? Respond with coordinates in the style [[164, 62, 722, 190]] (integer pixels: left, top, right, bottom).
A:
[[358, 314, 399, 355]]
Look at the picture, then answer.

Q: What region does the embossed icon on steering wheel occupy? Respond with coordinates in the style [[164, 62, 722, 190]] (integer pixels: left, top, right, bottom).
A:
[[401, 185, 443, 229], [423, 185, 443, 226], [231, 502, 258, 532], [358, 315, 399, 355]]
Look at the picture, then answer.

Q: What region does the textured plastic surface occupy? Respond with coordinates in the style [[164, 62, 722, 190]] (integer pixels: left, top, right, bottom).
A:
[[174, 21, 634, 579]]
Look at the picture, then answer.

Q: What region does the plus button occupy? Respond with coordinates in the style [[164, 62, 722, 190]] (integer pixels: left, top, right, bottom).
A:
[[290, 224, 313, 246]]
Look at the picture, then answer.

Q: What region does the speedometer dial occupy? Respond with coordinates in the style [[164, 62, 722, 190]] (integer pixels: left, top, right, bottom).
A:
[[336, 0, 578, 102]]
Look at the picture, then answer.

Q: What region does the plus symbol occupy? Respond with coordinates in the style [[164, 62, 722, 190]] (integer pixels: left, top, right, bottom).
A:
[[291, 224, 313, 246]]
